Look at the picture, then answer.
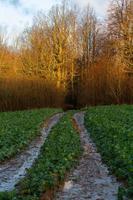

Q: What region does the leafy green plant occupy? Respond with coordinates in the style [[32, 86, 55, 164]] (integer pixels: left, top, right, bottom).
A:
[[0, 113, 82, 199], [0, 108, 60, 161], [85, 105, 133, 199]]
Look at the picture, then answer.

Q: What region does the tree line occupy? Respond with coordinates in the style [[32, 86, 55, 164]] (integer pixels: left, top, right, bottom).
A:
[[0, 0, 133, 111]]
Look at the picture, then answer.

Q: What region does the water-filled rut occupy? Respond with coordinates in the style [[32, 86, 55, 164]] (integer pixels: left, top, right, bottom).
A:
[[0, 113, 63, 192]]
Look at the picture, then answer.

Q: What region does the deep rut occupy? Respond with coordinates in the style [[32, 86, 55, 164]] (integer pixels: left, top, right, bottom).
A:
[[0, 113, 63, 192], [55, 112, 120, 200]]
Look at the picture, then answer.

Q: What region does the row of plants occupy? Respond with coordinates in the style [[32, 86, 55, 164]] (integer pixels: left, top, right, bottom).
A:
[[0, 108, 60, 161], [85, 105, 133, 199], [0, 113, 82, 199]]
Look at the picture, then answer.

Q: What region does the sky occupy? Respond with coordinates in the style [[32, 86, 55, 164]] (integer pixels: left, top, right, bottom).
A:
[[0, 0, 109, 43]]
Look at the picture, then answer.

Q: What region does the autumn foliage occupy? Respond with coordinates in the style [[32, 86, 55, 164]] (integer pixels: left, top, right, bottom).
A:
[[0, 0, 133, 111]]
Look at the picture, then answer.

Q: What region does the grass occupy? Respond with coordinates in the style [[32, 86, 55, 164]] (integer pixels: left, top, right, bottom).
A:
[[0, 108, 60, 162], [85, 105, 133, 199], [0, 113, 82, 200]]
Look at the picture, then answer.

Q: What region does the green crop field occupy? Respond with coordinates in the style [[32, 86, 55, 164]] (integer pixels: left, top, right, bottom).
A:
[[0, 108, 60, 162], [85, 105, 133, 199], [0, 105, 132, 200], [0, 113, 82, 200]]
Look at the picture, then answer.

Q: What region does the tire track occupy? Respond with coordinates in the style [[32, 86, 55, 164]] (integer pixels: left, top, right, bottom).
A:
[[0, 113, 63, 192], [55, 112, 120, 200]]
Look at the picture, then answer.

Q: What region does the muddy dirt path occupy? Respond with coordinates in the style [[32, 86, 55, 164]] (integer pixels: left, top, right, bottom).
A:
[[55, 112, 120, 200], [0, 113, 63, 192]]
